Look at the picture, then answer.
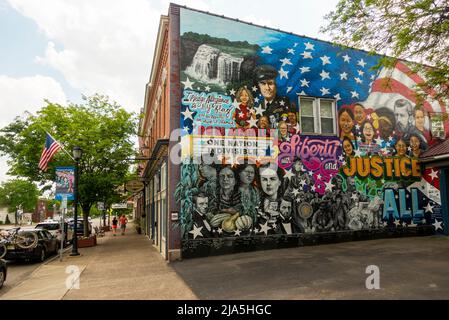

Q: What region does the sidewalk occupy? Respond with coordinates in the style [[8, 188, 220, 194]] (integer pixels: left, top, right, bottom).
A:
[[1, 222, 197, 300]]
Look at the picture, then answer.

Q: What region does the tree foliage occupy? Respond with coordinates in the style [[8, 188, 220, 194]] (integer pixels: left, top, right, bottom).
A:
[[321, 0, 449, 100], [0, 94, 137, 235], [0, 179, 39, 213]]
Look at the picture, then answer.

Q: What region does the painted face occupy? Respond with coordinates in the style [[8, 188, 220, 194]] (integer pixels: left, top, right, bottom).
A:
[[287, 112, 297, 124], [410, 136, 420, 151], [395, 107, 410, 131], [239, 89, 249, 105], [379, 118, 394, 140], [196, 197, 208, 215], [293, 160, 302, 172], [339, 111, 354, 135], [239, 165, 255, 185], [343, 140, 353, 155], [259, 116, 269, 129], [219, 167, 235, 191], [415, 110, 425, 131], [280, 200, 292, 218], [354, 105, 366, 124], [279, 122, 288, 136], [259, 168, 281, 198], [363, 122, 375, 143], [395, 140, 407, 156], [258, 79, 276, 101]]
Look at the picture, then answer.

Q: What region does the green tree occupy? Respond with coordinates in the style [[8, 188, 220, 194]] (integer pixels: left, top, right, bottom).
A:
[[321, 0, 449, 100], [0, 94, 137, 236], [0, 179, 39, 213]]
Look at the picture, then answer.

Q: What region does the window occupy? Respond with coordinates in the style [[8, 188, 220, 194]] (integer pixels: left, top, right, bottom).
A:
[[430, 113, 446, 139], [298, 97, 337, 135]]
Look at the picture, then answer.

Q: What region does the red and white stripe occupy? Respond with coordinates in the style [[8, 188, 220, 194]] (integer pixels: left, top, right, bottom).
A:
[[38, 141, 61, 171]]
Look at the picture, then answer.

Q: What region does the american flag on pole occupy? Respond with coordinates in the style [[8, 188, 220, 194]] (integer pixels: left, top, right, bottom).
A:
[[38, 133, 61, 171]]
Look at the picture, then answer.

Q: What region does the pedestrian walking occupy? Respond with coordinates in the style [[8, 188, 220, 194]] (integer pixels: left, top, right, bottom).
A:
[[119, 214, 128, 235], [112, 216, 118, 236]]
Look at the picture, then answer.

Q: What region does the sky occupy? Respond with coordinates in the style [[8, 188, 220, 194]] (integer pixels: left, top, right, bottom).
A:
[[0, 0, 340, 184]]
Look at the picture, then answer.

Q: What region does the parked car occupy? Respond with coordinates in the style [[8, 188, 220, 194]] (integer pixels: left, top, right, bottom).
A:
[[68, 219, 92, 237], [0, 259, 6, 289], [35, 221, 73, 246], [3, 229, 59, 262]]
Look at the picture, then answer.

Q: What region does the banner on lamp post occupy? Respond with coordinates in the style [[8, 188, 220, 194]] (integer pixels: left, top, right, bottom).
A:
[[55, 166, 75, 201]]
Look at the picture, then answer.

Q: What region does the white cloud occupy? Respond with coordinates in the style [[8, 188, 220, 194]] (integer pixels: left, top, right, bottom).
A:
[[0, 74, 67, 183], [8, 0, 162, 114]]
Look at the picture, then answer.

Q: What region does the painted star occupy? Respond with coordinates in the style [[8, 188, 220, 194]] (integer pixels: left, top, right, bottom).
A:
[[297, 90, 307, 96], [375, 137, 384, 145], [311, 185, 317, 192], [232, 99, 241, 110], [320, 87, 330, 95], [217, 228, 223, 235], [259, 221, 271, 235], [181, 77, 194, 90], [280, 100, 285, 106], [300, 66, 311, 73], [181, 108, 194, 121], [280, 58, 293, 66], [394, 219, 402, 227], [292, 188, 300, 197], [357, 70, 365, 76], [338, 155, 344, 161], [320, 55, 331, 65], [357, 59, 367, 68], [425, 203, 434, 213], [262, 46, 273, 54], [342, 54, 351, 63], [433, 219, 443, 231], [340, 72, 348, 80], [429, 169, 439, 181], [234, 229, 241, 236], [183, 126, 190, 133], [254, 97, 260, 104], [320, 70, 331, 80], [351, 193, 359, 202], [300, 79, 310, 87], [334, 93, 341, 101], [254, 105, 265, 116], [248, 117, 258, 128], [389, 135, 394, 141], [304, 42, 315, 50], [279, 67, 289, 79], [284, 168, 295, 180], [354, 77, 363, 84], [288, 48, 295, 54], [252, 86, 258, 92], [287, 87, 293, 93], [316, 174, 322, 180], [189, 225, 203, 239], [308, 171, 314, 176], [324, 180, 334, 191], [229, 88, 236, 96], [351, 91, 359, 99], [301, 51, 313, 59], [354, 149, 362, 157]]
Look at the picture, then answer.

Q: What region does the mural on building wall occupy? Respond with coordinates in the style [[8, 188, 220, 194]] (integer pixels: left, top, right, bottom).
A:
[[176, 8, 448, 243]]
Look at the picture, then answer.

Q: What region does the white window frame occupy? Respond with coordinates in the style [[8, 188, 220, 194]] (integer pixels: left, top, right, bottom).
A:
[[298, 96, 337, 135]]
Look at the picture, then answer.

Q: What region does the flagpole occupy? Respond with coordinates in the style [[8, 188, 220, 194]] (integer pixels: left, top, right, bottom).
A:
[[24, 111, 75, 161]]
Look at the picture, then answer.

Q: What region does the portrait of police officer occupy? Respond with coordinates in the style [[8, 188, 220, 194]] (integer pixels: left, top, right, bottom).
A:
[[254, 65, 292, 128]]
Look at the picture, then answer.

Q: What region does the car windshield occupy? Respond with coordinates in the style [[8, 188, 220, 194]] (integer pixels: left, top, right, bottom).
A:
[[36, 224, 60, 231]]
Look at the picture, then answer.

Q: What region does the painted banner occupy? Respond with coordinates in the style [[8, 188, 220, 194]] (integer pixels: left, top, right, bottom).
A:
[[55, 167, 74, 201]]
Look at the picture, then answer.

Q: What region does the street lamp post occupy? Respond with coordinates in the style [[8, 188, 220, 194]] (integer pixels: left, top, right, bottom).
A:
[[70, 146, 82, 256]]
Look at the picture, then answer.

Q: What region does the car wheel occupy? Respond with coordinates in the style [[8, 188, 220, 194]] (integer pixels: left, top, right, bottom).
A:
[[38, 247, 46, 263], [0, 268, 5, 289]]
